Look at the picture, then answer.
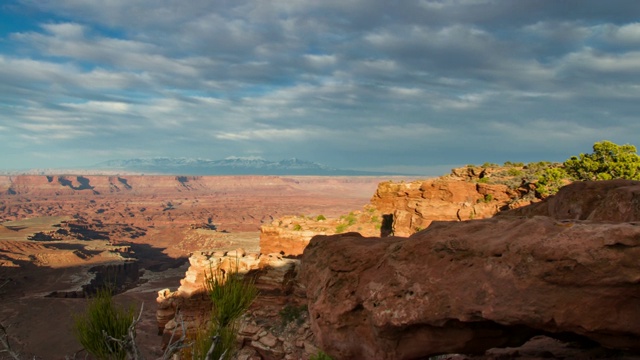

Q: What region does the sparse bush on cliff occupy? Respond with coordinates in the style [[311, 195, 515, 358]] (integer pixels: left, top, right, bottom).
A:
[[481, 162, 499, 168], [503, 161, 524, 167], [564, 140, 640, 181], [292, 223, 303, 231], [191, 265, 258, 359], [316, 214, 326, 221], [335, 223, 348, 233], [310, 351, 334, 360], [279, 303, 308, 326], [73, 287, 136, 360], [536, 167, 569, 198]]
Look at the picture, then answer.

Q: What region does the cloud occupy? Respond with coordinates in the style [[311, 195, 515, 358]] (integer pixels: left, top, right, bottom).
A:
[[1, 0, 640, 172]]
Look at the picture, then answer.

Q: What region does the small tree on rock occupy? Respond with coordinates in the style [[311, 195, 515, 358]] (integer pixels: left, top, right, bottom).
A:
[[563, 140, 640, 181]]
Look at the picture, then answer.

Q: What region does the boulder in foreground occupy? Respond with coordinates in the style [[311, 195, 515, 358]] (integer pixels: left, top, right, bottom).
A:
[[301, 214, 640, 359]]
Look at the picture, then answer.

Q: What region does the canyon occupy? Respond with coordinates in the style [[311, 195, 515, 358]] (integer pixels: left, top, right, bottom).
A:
[[3, 168, 640, 359], [0, 174, 390, 359]]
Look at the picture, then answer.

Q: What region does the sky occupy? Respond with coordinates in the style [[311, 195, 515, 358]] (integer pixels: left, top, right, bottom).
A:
[[1, 0, 639, 175]]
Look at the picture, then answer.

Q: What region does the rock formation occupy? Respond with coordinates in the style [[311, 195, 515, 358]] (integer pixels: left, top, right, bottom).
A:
[[259, 209, 383, 257], [300, 180, 640, 359], [259, 165, 536, 257], [156, 249, 317, 359], [370, 166, 536, 236], [502, 179, 640, 222]]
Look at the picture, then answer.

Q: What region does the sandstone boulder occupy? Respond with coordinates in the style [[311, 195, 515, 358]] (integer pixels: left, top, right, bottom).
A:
[[300, 216, 640, 359], [503, 179, 640, 222]]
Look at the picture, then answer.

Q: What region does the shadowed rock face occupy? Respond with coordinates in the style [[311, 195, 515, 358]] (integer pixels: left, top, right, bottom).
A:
[[503, 179, 640, 222], [300, 181, 640, 359]]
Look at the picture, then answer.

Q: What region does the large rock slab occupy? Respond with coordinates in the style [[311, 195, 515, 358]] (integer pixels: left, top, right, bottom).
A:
[[503, 179, 640, 222], [300, 216, 640, 359]]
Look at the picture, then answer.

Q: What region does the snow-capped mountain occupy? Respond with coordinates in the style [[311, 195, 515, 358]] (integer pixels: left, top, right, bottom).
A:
[[93, 157, 391, 175]]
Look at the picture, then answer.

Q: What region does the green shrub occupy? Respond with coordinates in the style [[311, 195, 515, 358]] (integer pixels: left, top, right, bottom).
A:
[[335, 223, 348, 233], [192, 264, 258, 359], [483, 194, 493, 202], [481, 162, 499, 168], [525, 161, 553, 172], [564, 140, 640, 181], [477, 177, 490, 183], [279, 304, 308, 326], [503, 161, 524, 167], [316, 214, 326, 221], [73, 288, 135, 360], [343, 212, 357, 226], [507, 168, 523, 177], [310, 351, 334, 360], [292, 224, 303, 231], [191, 323, 236, 360], [536, 167, 569, 197]]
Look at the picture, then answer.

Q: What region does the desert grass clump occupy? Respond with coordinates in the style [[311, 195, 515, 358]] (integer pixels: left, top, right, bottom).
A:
[[190, 264, 258, 359], [73, 287, 135, 360]]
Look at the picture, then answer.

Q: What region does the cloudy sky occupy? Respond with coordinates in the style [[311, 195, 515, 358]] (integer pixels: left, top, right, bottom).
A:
[[1, 0, 639, 174]]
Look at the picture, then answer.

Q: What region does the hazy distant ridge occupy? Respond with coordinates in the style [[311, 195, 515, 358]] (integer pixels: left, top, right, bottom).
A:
[[93, 157, 399, 176]]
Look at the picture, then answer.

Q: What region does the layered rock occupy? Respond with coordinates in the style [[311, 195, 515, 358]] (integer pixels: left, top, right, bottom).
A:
[[156, 249, 317, 359], [259, 166, 536, 256], [259, 210, 383, 257], [370, 167, 534, 236], [300, 200, 640, 358]]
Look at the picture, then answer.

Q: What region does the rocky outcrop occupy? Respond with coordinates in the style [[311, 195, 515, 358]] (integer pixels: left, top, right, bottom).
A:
[[259, 166, 536, 255], [370, 167, 535, 236], [259, 210, 383, 257], [502, 179, 640, 221], [301, 210, 640, 358], [156, 248, 316, 359], [260, 222, 328, 257]]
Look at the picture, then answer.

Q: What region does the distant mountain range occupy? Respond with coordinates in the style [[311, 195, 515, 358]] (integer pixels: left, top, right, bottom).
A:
[[93, 157, 400, 176]]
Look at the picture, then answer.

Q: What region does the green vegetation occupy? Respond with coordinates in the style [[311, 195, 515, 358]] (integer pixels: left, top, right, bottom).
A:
[[292, 224, 303, 231], [342, 212, 357, 226], [191, 265, 258, 359], [279, 303, 308, 326], [335, 223, 349, 233], [316, 214, 326, 221], [503, 161, 524, 167], [334, 211, 360, 233], [310, 351, 334, 360], [482, 194, 493, 203], [507, 168, 523, 177], [564, 140, 640, 181], [536, 166, 569, 197], [73, 288, 136, 360]]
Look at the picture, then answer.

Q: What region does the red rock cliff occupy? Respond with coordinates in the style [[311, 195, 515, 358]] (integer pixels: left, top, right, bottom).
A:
[[300, 180, 640, 359]]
